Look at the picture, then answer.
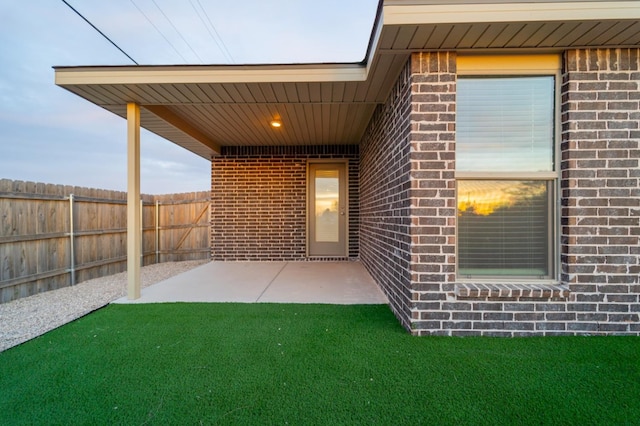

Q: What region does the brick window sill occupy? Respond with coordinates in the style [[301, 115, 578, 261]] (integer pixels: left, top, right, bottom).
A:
[[455, 282, 570, 299]]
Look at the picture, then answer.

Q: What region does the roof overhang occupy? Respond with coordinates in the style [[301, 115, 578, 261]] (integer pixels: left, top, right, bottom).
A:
[[55, 0, 640, 159]]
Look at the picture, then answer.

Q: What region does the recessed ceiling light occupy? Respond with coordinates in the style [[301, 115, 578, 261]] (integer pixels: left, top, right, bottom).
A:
[[270, 119, 282, 128]]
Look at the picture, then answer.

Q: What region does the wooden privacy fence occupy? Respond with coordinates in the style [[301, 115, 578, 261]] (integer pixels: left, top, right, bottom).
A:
[[0, 179, 210, 303]]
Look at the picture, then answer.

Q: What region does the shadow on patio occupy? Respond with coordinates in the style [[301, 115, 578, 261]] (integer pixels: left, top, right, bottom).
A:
[[112, 261, 388, 305]]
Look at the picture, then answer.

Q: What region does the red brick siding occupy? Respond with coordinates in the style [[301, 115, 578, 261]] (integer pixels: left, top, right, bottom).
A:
[[210, 146, 359, 261], [360, 60, 413, 330]]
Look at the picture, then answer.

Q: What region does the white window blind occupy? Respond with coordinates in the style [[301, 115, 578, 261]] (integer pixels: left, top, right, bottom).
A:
[[457, 76, 554, 172], [456, 76, 555, 279], [457, 180, 550, 277]]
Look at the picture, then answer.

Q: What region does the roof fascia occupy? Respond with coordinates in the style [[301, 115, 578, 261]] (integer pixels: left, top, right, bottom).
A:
[[54, 63, 368, 86], [362, 0, 385, 64], [364, 2, 386, 76], [383, 1, 640, 25]]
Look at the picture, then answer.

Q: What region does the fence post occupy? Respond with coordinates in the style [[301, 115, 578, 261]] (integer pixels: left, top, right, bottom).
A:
[[0, 182, 210, 305], [155, 200, 160, 264], [69, 194, 76, 285]]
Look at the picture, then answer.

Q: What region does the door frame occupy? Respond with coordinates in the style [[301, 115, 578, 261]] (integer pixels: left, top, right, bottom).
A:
[[306, 159, 349, 258]]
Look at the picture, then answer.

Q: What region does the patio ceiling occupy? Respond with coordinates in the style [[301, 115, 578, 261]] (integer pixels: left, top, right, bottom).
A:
[[55, 0, 640, 159]]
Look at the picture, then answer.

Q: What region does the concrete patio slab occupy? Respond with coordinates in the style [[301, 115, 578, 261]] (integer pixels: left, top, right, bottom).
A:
[[259, 261, 387, 304], [112, 261, 388, 305]]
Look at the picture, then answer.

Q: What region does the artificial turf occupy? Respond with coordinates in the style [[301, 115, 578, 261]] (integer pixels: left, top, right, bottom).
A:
[[1, 303, 638, 425]]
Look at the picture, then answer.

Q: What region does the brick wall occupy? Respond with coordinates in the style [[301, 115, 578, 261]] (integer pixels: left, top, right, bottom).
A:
[[560, 48, 640, 334], [408, 52, 459, 334], [363, 49, 639, 336], [360, 60, 413, 330], [211, 145, 359, 261]]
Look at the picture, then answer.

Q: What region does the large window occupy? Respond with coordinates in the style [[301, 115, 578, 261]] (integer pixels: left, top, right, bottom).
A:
[[456, 73, 556, 279]]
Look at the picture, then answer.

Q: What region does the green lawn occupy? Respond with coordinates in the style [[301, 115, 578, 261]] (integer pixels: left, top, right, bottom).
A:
[[1, 304, 639, 425]]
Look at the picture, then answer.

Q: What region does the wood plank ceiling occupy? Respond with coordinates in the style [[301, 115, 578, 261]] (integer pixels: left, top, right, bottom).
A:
[[55, 1, 640, 159]]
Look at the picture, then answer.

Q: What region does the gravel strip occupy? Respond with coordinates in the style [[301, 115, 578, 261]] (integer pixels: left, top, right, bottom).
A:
[[0, 260, 207, 353]]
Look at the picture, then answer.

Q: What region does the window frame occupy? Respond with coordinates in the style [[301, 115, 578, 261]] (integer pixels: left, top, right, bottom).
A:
[[455, 55, 561, 283]]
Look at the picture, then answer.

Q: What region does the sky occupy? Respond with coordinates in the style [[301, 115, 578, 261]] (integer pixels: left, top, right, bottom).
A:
[[0, 0, 378, 194]]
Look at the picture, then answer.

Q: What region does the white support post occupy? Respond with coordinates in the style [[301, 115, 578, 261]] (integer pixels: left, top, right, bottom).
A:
[[127, 103, 141, 300]]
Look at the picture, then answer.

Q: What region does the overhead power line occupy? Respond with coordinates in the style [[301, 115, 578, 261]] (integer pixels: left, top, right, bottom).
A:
[[61, 0, 139, 65], [150, 0, 204, 63], [191, 0, 234, 63], [129, 0, 189, 63]]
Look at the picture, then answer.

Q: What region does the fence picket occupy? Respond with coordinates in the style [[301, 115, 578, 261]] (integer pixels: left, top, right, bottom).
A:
[[0, 179, 210, 303]]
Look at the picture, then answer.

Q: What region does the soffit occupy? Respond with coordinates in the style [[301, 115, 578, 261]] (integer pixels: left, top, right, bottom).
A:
[[55, 55, 410, 158], [54, 0, 640, 159], [378, 20, 640, 52], [378, 1, 640, 51]]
